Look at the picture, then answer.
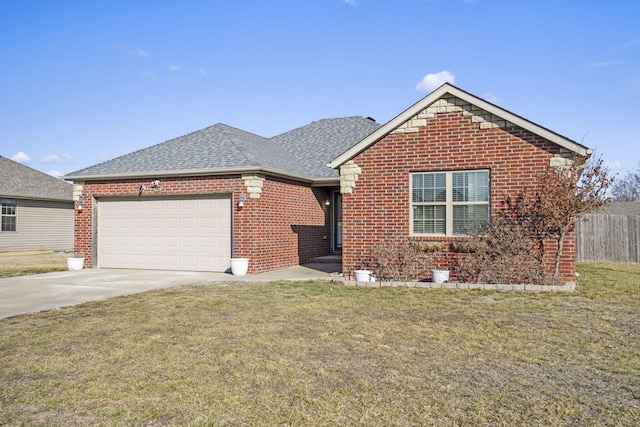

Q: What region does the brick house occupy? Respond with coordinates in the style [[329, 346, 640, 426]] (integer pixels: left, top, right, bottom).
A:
[[329, 84, 591, 284], [63, 118, 379, 273], [64, 84, 590, 283]]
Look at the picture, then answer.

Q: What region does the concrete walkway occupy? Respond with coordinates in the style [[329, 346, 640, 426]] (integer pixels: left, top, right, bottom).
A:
[[0, 263, 341, 319]]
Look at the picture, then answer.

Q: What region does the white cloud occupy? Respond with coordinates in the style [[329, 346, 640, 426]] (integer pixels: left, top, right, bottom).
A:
[[416, 71, 455, 92], [483, 92, 499, 104], [41, 153, 71, 164], [48, 170, 63, 178], [605, 161, 622, 170], [143, 69, 157, 79], [341, 0, 357, 5], [168, 64, 182, 72], [11, 151, 31, 163], [131, 48, 151, 58], [199, 68, 207, 75]]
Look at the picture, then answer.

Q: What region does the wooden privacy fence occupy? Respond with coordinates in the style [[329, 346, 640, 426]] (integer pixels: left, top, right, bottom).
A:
[[576, 213, 640, 264]]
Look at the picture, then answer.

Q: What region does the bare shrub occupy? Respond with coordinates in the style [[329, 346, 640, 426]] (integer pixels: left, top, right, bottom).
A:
[[449, 240, 486, 254], [455, 215, 547, 285], [410, 241, 442, 253], [371, 239, 430, 282]]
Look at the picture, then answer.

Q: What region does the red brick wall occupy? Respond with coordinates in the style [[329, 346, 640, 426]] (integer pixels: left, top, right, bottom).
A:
[[234, 177, 332, 273], [74, 175, 331, 274], [341, 111, 577, 284]]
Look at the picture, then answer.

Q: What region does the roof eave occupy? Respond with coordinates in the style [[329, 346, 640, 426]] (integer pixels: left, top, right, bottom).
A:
[[63, 166, 336, 185], [328, 83, 592, 169], [0, 193, 73, 203], [310, 177, 340, 187]]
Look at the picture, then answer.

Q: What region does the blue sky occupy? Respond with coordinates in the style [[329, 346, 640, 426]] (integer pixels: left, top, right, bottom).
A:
[[1, 0, 638, 179]]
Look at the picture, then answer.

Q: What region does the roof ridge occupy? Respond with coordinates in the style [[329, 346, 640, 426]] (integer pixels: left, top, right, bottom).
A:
[[66, 122, 263, 177], [218, 124, 271, 168], [271, 116, 371, 139], [63, 117, 380, 181]]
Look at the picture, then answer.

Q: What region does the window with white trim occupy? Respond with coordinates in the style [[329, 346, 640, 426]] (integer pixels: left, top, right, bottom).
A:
[[411, 170, 489, 236], [1, 200, 17, 232]]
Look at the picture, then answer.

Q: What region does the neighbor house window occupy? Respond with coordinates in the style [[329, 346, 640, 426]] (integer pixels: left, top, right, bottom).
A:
[[1, 200, 17, 232], [411, 170, 489, 236]]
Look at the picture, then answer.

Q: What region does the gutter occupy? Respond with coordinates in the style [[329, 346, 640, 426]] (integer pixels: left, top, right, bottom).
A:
[[63, 166, 340, 187], [0, 194, 74, 203]]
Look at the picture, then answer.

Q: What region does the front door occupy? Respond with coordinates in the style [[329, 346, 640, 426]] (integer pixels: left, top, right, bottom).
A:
[[333, 192, 342, 252]]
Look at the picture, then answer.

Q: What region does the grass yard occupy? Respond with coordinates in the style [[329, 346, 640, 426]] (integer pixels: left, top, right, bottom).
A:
[[1, 263, 639, 426], [0, 251, 69, 278]]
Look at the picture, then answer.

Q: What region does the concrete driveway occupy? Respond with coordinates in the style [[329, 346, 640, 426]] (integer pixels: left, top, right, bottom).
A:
[[0, 263, 340, 319]]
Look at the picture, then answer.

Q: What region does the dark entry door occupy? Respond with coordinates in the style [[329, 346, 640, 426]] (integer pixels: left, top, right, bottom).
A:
[[334, 192, 342, 252]]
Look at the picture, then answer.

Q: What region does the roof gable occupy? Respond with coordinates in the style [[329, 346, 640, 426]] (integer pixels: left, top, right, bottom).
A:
[[328, 83, 591, 169], [0, 156, 73, 201]]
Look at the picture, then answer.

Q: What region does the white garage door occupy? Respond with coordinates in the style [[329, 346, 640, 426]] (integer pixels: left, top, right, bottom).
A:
[[98, 196, 231, 272]]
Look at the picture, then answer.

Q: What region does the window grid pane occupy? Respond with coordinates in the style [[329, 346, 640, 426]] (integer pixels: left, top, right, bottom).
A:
[[412, 171, 489, 236], [412, 173, 446, 203], [452, 171, 489, 202], [1, 200, 17, 232], [1, 216, 16, 232], [453, 205, 489, 235], [413, 205, 446, 234]]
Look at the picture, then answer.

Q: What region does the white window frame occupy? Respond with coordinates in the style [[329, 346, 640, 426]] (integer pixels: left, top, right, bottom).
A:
[[1, 199, 17, 232], [410, 170, 490, 236]]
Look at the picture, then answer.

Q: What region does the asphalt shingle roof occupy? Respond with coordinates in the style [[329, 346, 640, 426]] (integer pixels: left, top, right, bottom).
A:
[[66, 124, 272, 177], [272, 117, 381, 178], [64, 117, 380, 181], [0, 156, 73, 201]]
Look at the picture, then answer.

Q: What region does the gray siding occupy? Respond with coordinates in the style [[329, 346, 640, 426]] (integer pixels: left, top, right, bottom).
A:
[[0, 199, 73, 252]]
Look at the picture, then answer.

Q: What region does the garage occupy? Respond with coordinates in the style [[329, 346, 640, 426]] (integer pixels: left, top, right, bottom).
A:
[[98, 196, 232, 272]]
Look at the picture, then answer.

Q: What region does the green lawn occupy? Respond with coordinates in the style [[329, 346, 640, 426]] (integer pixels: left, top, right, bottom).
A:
[[1, 263, 639, 426]]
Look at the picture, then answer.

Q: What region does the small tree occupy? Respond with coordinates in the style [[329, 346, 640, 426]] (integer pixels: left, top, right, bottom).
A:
[[611, 162, 640, 202], [534, 156, 614, 281]]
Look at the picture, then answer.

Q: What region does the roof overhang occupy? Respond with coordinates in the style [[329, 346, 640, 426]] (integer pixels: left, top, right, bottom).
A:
[[310, 177, 340, 187], [328, 83, 592, 169], [0, 194, 73, 203], [63, 166, 340, 187]]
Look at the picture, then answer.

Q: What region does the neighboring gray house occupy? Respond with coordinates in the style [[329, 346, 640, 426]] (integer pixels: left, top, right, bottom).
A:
[[0, 156, 74, 252]]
